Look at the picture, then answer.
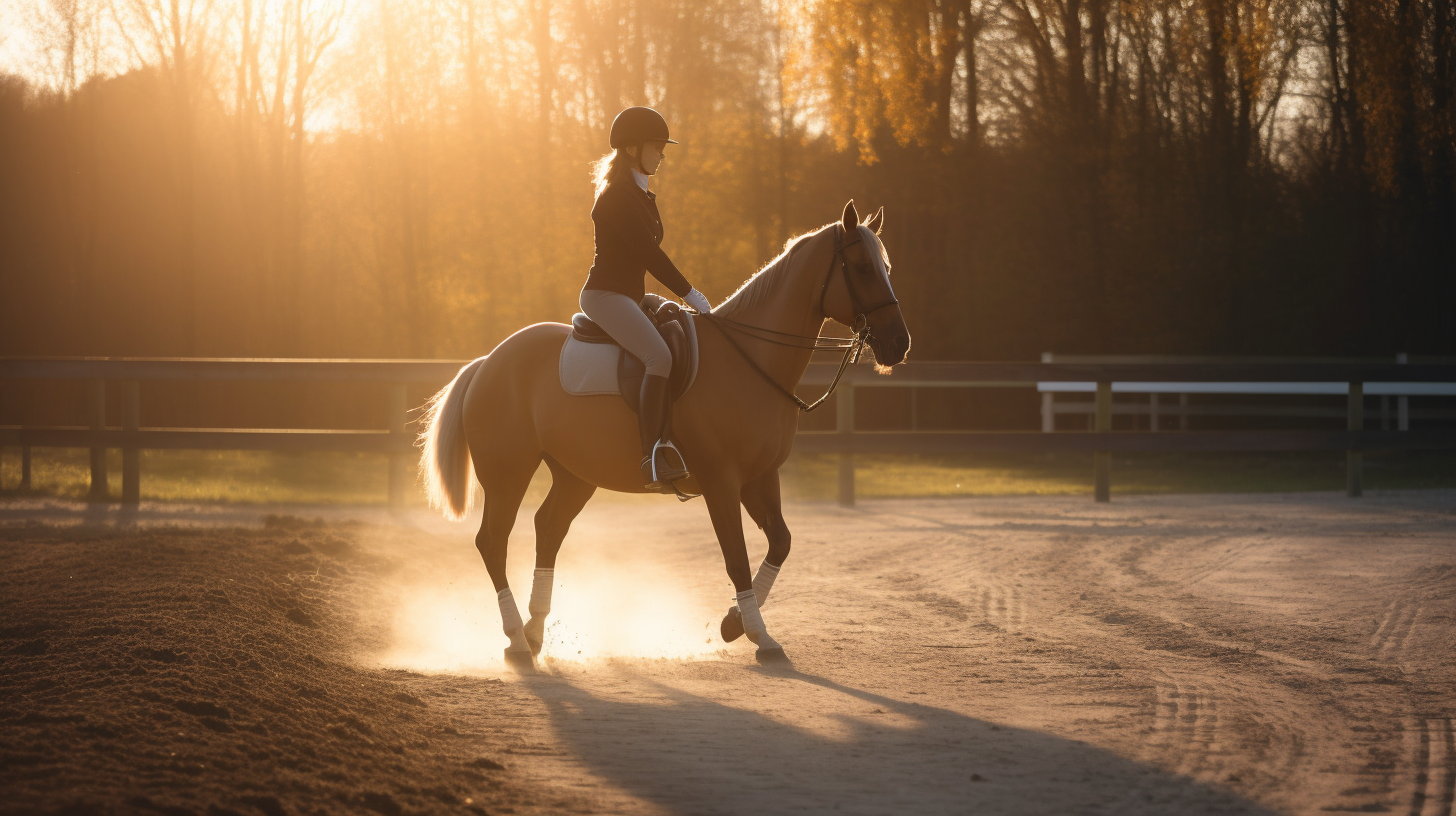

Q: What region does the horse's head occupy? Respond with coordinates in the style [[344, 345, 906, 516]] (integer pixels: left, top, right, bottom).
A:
[[823, 200, 912, 368]]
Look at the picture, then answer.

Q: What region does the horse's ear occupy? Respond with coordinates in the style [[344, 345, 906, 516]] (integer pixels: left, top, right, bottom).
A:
[[841, 200, 858, 231], [866, 206, 884, 234]]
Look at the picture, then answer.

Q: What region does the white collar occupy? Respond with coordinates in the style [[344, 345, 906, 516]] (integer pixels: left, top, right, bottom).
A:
[[631, 168, 650, 192]]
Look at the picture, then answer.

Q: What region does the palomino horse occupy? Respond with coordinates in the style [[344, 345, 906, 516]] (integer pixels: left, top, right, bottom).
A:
[[418, 200, 910, 666]]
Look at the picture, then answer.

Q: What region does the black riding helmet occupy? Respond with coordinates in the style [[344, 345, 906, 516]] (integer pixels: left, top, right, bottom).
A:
[[609, 106, 678, 149]]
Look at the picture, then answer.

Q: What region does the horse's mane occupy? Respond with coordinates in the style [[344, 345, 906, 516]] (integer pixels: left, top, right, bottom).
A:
[[715, 223, 835, 318]]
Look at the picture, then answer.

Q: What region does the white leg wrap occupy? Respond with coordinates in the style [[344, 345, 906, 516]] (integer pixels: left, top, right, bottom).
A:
[[751, 560, 781, 608], [497, 588, 528, 651], [528, 568, 554, 619], [735, 589, 781, 650]]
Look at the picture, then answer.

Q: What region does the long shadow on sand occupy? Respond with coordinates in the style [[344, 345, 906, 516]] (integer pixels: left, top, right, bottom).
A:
[[518, 662, 1276, 816]]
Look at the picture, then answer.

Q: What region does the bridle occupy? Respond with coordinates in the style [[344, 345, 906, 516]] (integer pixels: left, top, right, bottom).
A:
[[819, 224, 901, 327], [699, 224, 899, 412]]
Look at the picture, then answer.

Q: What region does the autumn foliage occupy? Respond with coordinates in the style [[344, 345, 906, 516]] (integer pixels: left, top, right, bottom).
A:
[[0, 0, 1452, 365]]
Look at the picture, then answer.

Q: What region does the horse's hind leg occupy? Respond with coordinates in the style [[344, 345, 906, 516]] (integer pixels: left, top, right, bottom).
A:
[[523, 458, 596, 656], [721, 469, 791, 643], [473, 454, 540, 669]]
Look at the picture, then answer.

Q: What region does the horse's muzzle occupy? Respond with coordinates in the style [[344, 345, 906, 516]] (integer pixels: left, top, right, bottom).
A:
[[870, 327, 911, 367]]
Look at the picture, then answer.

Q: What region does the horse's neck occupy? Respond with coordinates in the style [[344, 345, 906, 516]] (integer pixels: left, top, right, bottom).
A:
[[719, 230, 833, 388]]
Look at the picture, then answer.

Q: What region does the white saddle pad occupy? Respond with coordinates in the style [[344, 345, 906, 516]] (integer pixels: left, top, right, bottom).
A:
[[557, 312, 700, 398], [558, 338, 624, 396]]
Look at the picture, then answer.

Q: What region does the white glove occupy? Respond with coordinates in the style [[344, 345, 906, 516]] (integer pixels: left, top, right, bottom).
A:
[[683, 288, 712, 314]]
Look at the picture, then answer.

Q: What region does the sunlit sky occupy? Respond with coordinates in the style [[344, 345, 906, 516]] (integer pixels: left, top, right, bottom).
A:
[[2, 0, 136, 89], [0, 0, 1313, 149], [0, 0, 358, 129], [2, 1, 43, 78]]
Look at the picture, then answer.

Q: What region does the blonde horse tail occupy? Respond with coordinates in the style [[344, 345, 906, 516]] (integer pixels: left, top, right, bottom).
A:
[[417, 356, 488, 521]]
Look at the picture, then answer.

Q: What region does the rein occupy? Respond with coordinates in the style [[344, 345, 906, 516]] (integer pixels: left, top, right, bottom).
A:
[[702, 312, 865, 412], [706, 315, 859, 351], [699, 224, 898, 413]]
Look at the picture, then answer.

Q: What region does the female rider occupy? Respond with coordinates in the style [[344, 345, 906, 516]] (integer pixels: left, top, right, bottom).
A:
[[582, 106, 712, 489]]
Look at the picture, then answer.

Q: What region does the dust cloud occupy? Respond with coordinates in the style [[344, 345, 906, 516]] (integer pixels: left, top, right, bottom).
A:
[[371, 497, 729, 674]]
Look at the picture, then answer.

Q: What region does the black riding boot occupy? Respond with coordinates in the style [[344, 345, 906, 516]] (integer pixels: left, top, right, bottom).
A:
[[639, 374, 688, 488]]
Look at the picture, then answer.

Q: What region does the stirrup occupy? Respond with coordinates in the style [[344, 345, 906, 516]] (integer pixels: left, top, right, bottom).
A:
[[647, 439, 689, 485], [641, 441, 698, 501]]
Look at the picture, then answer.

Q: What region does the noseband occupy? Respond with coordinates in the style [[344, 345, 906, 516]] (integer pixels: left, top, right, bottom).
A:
[[700, 224, 899, 412]]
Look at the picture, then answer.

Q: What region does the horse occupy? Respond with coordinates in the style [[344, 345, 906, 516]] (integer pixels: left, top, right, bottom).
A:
[[417, 200, 911, 666]]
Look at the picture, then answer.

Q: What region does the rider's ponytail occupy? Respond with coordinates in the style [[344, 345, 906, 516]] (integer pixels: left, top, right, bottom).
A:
[[591, 150, 635, 201]]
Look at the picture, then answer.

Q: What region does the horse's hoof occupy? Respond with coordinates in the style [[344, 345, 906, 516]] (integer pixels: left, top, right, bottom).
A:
[[720, 606, 745, 643], [503, 649, 536, 673], [524, 618, 544, 657], [754, 647, 790, 665]]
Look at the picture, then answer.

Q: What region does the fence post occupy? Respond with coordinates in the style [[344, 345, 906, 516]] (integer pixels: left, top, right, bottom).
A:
[[21, 445, 32, 491], [1396, 353, 1409, 431], [1094, 381, 1112, 503], [387, 384, 408, 510], [837, 381, 855, 508], [1040, 353, 1054, 432], [1347, 382, 1363, 497], [121, 381, 140, 505], [88, 379, 108, 502]]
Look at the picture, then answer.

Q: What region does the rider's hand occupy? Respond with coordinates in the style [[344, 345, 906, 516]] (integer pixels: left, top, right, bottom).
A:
[[684, 288, 712, 314]]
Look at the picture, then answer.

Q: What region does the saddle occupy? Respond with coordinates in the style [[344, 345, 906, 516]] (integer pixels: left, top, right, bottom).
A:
[[558, 293, 700, 412]]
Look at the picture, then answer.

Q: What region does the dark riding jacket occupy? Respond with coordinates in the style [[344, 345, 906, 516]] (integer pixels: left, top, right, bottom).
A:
[[584, 177, 692, 302]]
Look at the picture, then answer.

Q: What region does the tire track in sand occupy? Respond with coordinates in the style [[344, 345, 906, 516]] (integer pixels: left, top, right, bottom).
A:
[[1408, 718, 1455, 816], [1371, 598, 1422, 660], [1146, 673, 1311, 799], [1148, 673, 1224, 777], [977, 582, 1027, 634]]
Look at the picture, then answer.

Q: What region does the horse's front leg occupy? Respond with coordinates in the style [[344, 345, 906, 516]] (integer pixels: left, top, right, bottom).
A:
[[703, 471, 786, 661], [721, 469, 791, 643], [525, 460, 596, 656]]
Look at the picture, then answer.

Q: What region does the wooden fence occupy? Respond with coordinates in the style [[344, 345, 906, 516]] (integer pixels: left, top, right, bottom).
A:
[[2, 357, 1454, 507], [793, 360, 1456, 504], [0, 359, 462, 507], [1036, 353, 1456, 431]]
